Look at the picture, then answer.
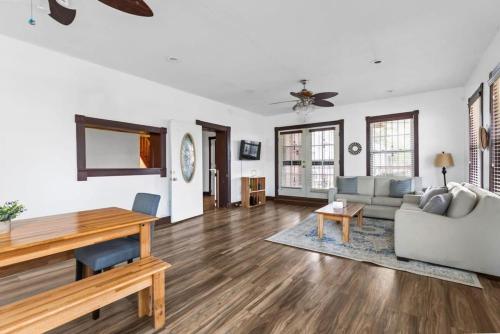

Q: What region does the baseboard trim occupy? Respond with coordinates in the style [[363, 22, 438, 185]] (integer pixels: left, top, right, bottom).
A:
[[274, 195, 327, 207], [156, 216, 171, 225]]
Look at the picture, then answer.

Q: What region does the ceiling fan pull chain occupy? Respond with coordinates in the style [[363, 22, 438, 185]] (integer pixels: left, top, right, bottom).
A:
[[28, 0, 36, 25]]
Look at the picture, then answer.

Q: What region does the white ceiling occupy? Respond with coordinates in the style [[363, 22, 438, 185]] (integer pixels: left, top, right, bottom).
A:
[[1, 0, 499, 115]]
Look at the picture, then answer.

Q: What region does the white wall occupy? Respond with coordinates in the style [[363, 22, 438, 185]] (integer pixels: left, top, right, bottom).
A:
[[464, 29, 500, 190], [86, 128, 140, 168], [268, 88, 468, 188], [0, 34, 274, 219]]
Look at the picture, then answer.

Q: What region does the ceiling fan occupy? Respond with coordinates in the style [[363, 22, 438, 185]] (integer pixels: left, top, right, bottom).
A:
[[270, 80, 338, 112], [25, 0, 153, 26]]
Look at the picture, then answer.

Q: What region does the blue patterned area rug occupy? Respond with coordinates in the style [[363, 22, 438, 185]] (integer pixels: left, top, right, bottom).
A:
[[266, 214, 482, 288]]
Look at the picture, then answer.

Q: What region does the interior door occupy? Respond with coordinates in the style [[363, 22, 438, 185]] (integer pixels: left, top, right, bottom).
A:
[[305, 126, 340, 199], [168, 120, 203, 223]]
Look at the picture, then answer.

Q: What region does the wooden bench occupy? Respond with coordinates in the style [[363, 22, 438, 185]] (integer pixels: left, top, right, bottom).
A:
[[0, 256, 171, 334]]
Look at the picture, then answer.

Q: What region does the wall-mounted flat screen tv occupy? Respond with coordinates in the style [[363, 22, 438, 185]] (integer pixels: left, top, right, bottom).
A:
[[239, 140, 261, 160]]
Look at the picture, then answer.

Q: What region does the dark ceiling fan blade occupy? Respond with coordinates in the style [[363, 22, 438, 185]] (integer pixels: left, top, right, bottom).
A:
[[312, 92, 338, 100], [48, 0, 76, 25], [269, 100, 299, 105], [312, 100, 335, 107], [97, 0, 154, 17], [290, 92, 303, 99]]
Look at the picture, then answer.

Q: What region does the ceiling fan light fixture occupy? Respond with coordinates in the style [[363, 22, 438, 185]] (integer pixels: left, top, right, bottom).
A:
[[97, 0, 154, 17]]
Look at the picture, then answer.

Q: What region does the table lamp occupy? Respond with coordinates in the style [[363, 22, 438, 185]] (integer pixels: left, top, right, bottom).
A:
[[434, 152, 454, 187]]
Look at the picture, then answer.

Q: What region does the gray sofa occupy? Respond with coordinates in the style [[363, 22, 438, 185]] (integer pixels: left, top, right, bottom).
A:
[[328, 176, 423, 220], [395, 183, 500, 277]]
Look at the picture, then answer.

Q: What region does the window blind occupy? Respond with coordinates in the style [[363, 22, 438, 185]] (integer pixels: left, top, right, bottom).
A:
[[490, 66, 500, 193], [468, 85, 483, 187]]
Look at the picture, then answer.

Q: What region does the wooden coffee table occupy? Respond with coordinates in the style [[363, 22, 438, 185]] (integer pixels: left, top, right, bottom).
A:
[[314, 203, 365, 243]]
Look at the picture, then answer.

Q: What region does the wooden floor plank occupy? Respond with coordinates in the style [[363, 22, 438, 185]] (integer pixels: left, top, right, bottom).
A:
[[0, 202, 498, 333]]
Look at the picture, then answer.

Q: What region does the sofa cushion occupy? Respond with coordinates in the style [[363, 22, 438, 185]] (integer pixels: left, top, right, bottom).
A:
[[374, 177, 415, 197], [337, 177, 357, 194], [364, 205, 397, 220], [400, 202, 422, 211], [356, 176, 375, 196], [422, 193, 453, 215], [419, 186, 448, 209], [447, 186, 477, 218], [335, 194, 372, 205], [389, 179, 412, 198], [372, 196, 403, 207]]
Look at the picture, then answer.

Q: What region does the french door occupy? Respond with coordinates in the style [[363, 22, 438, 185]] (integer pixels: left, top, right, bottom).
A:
[[278, 125, 340, 199]]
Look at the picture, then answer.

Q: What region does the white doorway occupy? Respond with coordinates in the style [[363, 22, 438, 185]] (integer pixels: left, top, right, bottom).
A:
[[277, 123, 343, 199]]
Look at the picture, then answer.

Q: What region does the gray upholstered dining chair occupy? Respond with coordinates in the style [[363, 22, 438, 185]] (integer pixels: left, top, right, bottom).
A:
[[75, 193, 161, 319]]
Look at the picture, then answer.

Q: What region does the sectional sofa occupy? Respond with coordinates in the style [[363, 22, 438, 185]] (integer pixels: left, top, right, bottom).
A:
[[395, 182, 500, 276], [328, 176, 423, 220]]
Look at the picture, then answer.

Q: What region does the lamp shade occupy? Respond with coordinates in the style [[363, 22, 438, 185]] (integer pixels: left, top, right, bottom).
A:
[[434, 152, 454, 168]]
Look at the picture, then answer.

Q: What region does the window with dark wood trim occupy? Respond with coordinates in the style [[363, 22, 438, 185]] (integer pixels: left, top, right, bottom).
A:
[[366, 111, 419, 177], [489, 64, 500, 193], [468, 84, 483, 187], [75, 115, 167, 181]]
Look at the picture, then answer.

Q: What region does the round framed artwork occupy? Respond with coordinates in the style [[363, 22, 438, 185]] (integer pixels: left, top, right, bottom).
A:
[[180, 133, 196, 182], [348, 142, 362, 155]]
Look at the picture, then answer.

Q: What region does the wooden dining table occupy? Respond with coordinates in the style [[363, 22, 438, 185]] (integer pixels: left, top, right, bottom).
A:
[[0, 207, 158, 316]]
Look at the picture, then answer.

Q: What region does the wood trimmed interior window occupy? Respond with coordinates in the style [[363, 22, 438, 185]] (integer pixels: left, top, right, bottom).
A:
[[366, 111, 419, 177], [280, 130, 303, 188], [489, 64, 500, 193], [75, 115, 166, 181], [468, 84, 483, 187]]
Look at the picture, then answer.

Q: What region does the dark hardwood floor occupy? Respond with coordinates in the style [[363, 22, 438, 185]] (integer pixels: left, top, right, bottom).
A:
[[0, 202, 499, 333]]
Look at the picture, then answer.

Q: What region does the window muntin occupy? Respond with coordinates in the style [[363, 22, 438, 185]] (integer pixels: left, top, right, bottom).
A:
[[281, 132, 303, 188], [491, 74, 500, 192], [310, 128, 335, 190], [368, 115, 416, 177], [468, 86, 483, 187]]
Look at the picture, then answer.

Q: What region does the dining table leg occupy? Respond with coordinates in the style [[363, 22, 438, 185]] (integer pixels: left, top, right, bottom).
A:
[[138, 222, 152, 317]]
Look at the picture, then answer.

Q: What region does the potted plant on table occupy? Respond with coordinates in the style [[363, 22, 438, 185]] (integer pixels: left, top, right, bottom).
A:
[[0, 201, 26, 235]]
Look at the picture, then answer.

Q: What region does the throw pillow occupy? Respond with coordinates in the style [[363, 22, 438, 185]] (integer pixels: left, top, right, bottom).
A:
[[389, 179, 412, 198], [446, 186, 477, 218], [422, 193, 453, 215], [419, 186, 448, 209], [337, 177, 357, 194]]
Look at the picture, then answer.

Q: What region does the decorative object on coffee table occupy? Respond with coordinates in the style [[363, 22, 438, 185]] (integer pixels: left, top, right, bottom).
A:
[[434, 152, 454, 186], [315, 202, 364, 243], [348, 142, 362, 155], [0, 201, 26, 235]]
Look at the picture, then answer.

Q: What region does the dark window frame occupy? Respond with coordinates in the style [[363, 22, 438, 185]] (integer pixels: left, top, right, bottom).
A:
[[75, 115, 167, 181], [489, 64, 500, 192], [468, 84, 484, 187], [366, 110, 419, 177]]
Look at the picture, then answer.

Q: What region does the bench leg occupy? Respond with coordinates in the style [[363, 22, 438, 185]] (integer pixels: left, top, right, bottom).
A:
[[75, 260, 83, 281], [152, 271, 166, 329], [138, 288, 151, 318]]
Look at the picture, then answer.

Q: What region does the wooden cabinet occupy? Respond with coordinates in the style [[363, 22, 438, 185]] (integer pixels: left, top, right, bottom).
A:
[[241, 177, 266, 208]]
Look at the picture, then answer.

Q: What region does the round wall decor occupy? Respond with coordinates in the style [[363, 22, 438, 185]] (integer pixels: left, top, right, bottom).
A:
[[180, 133, 196, 182], [348, 142, 362, 155]]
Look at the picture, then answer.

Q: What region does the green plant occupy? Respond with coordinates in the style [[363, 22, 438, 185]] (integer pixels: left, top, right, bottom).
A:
[[0, 201, 26, 222]]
